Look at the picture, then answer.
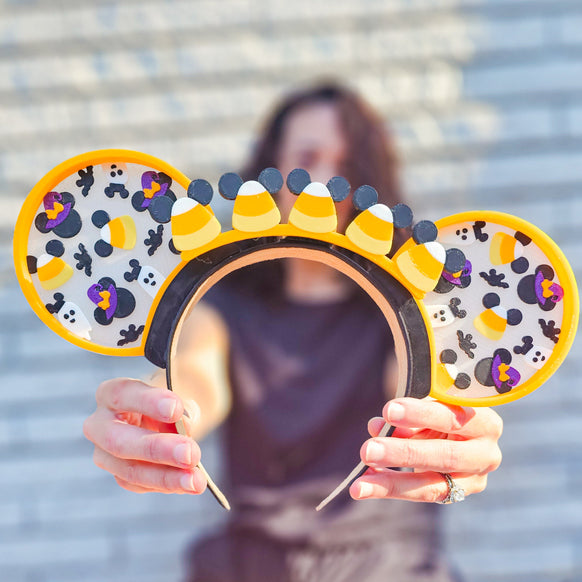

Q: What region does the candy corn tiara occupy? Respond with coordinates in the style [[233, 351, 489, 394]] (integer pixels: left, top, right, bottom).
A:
[[14, 150, 579, 509]]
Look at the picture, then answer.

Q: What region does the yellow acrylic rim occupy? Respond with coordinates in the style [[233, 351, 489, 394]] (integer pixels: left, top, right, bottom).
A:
[[430, 211, 579, 407], [14, 152, 578, 409], [13, 149, 192, 357]]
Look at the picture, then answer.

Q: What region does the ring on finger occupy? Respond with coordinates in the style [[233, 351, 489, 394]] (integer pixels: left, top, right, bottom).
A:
[[439, 472, 465, 504]]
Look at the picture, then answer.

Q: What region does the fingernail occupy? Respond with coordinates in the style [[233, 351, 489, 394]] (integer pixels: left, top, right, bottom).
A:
[[184, 399, 201, 424], [158, 398, 176, 421], [387, 402, 405, 422], [174, 443, 192, 466], [357, 482, 373, 499], [365, 441, 385, 463], [192, 468, 207, 493], [180, 473, 197, 491]]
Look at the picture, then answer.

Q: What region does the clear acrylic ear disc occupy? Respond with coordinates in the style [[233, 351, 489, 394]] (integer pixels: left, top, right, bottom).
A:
[[423, 212, 579, 407], [14, 150, 190, 356]]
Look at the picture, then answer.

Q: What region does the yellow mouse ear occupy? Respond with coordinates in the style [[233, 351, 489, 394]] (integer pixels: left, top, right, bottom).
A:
[[423, 211, 579, 407], [14, 150, 190, 356]]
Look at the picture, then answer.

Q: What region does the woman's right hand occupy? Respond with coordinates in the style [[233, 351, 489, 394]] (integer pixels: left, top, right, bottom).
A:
[[83, 377, 207, 495]]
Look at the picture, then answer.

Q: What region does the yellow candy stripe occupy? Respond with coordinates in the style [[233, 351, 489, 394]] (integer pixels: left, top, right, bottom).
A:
[[355, 211, 393, 241], [490, 232, 517, 265], [395, 245, 443, 293], [172, 214, 221, 251], [346, 220, 392, 255], [233, 206, 281, 232], [436, 363, 455, 390], [38, 258, 73, 290], [171, 203, 211, 234], [474, 309, 507, 340], [233, 191, 277, 217], [108, 215, 136, 249], [292, 193, 335, 218], [290, 207, 337, 233]]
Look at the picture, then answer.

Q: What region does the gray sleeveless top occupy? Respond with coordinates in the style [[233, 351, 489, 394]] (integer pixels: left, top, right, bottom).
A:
[[203, 267, 443, 552]]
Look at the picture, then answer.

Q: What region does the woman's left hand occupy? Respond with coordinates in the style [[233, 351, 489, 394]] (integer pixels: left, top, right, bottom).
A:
[[350, 397, 503, 503]]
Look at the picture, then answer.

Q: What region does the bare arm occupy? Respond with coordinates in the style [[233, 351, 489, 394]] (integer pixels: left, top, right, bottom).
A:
[[151, 301, 231, 440]]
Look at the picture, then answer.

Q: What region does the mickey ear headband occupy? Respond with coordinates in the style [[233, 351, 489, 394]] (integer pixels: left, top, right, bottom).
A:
[[14, 150, 579, 511]]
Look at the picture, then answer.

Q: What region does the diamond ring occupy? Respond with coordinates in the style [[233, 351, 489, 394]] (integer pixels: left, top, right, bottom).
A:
[[439, 473, 465, 504]]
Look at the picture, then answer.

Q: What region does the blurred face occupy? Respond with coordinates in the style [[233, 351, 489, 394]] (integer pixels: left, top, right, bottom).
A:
[[276, 101, 353, 230]]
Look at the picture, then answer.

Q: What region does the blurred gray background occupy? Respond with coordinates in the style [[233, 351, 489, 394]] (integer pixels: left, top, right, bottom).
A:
[[0, 0, 581, 581]]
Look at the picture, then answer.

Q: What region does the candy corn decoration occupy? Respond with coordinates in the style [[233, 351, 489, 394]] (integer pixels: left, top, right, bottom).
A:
[[36, 254, 74, 290], [473, 293, 522, 341], [219, 168, 282, 232], [395, 221, 466, 294], [346, 184, 413, 255], [148, 178, 221, 253], [287, 169, 350, 233], [435, 349, 471, 391], [27, 240, 74, 290], [170, 198, 220, 252], [12, 149, 580, 515], [489, 231, 531, 273], [91, 211, 137, 257]]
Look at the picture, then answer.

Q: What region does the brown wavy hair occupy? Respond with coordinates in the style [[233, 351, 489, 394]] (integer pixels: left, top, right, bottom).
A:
[[241, 81, 404, 213]]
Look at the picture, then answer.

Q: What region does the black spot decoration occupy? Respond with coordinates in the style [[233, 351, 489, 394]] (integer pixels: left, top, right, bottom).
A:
[[449, 297, 467, 319], [35, 192, 82, 239], [91, 211, 114, 257], [87, 277, 135, 326], [45, 239, 65, 257], [538, 319, 560, 344], [326, 176, 351, 202], [28, 239, 66, 274], [472, 221, 488, 242], [455, 226, 470, 242], [511, 257, 529, 274], [258, 168, 284, 195], [168, 238, 181, 255], [26, 255, 37, 274], [286, 169, 311, 196], [479, 269, 509, 289], [483, 293, 500, 309], [132, 171, 175, 213], [391, 204, 414, 229], [124, 259, 141, 283], [412, 220, 438, 245], [509, 231, 532, 274], [439, 349, 471, 389], [457, 330, 477, 359], [144, 224, 164, 256], [73, 243, 92, 276], [434, 259, 472, 294], [440, 349, 457, 364], [513, 336, 534, 356], [517, 265, 563, 311], [117, 324, 145, 347], [506, 309, 523, 326], [76, 166, 94, 197], [45, 292, 66, 314], [444, 248, 466, 274], [475, 349, 521, 394]]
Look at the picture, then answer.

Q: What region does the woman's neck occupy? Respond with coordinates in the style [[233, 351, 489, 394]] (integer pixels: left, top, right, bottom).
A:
[[283, 258, 352, 303]]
